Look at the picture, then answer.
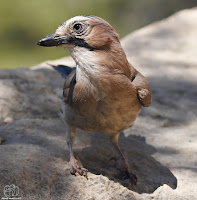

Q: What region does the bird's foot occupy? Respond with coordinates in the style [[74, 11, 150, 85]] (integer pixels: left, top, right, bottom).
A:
[[120, 161, 137, 186], [113, 158, 137, 185], [69, 157, 88, 179], [125, 168, 137, 186]]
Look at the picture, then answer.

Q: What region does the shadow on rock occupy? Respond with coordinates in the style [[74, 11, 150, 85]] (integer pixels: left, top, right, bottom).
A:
[[76, 132, 177, 193]]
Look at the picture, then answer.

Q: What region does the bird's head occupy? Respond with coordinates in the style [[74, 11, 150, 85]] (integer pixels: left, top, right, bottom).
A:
[[37, 16, 131, 78], [37, 15, 120, 51]]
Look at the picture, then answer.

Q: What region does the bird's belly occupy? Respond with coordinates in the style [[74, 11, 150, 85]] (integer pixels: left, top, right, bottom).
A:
[[97, 97, 141, 134], [64, 95, 141, 134]]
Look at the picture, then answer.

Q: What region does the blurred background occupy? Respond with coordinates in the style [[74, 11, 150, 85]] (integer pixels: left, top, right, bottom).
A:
[[0, 0, 196, 69]]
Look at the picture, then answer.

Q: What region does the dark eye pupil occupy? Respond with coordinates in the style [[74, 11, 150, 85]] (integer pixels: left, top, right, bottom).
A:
[[74, 23, 82, 31]]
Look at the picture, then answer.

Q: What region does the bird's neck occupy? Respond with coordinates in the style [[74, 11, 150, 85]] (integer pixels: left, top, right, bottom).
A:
[[68, 45, 132, 99], [69, 47, 105, 99], [69, 47, 102, 80]]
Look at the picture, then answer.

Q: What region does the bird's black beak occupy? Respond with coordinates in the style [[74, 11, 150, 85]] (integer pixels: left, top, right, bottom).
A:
[[37, 33, 69, 47]]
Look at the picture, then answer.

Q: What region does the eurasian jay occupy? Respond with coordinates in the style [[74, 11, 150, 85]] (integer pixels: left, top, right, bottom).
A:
[[37, 15, 151, 185]]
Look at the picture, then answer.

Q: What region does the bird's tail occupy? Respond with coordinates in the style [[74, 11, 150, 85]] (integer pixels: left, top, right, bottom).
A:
[[47, 63, 75, 78]]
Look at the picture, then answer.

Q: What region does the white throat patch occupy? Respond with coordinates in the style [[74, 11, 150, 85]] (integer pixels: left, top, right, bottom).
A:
[[68, 47, 104, 99]]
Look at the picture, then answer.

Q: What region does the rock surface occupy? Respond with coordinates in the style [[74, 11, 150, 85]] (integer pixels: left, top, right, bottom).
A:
[[0, 8, 197, 200]]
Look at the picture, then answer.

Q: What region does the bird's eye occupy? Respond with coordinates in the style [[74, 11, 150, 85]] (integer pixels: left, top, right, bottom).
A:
[[73, 23, 83, 33]]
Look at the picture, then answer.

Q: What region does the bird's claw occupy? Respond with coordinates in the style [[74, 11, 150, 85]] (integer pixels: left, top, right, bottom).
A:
[[126, 171, 137, 186], [121, 163, 137, 186], [69, 158, 88, 179]]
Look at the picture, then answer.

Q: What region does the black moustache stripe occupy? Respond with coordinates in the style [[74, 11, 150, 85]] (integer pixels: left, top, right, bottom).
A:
[[67, 37, 95, 51]]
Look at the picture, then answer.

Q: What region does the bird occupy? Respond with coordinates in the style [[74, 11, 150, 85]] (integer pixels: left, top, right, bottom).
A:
[[37, 15, 151, 185]]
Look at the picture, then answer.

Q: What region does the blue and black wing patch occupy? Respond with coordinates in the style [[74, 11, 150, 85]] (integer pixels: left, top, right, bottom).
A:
[[48, 64, 76, 103], [48, 64, 75, 78]]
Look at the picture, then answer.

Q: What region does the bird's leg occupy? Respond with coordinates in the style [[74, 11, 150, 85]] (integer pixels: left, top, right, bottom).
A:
[[111, 134, 137, 185], [66, 126, 88, 179]]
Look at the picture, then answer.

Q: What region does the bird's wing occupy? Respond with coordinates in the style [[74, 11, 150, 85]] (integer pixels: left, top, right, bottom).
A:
[[49, 64, 76, 78], [62, 69, 76, 104], [48, 64, 76, 104], [132, 71, 151, 107]]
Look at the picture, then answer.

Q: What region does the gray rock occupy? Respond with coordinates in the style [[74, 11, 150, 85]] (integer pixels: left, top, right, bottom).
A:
[[0, 8, 197, 200]]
